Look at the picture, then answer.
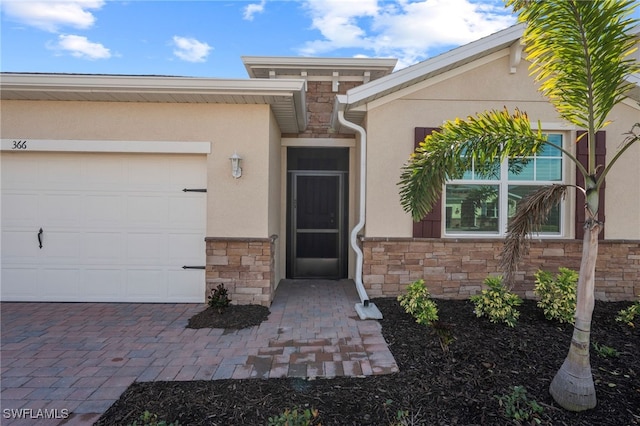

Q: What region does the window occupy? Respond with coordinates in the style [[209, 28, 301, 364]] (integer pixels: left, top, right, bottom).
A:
[[444, 133, 564, 236]]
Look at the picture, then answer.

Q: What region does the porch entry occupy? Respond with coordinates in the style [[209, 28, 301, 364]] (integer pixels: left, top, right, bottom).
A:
[[287, 148, 349, 279]]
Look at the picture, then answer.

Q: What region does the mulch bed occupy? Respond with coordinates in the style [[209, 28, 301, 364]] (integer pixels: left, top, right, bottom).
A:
[[186, 304, 270, 330], [95, 298, 639, 425]]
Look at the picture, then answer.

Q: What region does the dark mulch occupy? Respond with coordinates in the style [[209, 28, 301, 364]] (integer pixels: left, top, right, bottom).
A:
[[95, 298, 639, 425], [186, 305, 270, 330]]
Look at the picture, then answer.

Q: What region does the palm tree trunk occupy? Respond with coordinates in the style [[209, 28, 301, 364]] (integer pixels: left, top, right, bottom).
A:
[[549, 215, 601, 411]]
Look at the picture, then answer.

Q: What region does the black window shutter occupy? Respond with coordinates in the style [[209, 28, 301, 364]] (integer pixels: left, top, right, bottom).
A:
[[575, 130, 606, 240], [412, 127, 442, 238]]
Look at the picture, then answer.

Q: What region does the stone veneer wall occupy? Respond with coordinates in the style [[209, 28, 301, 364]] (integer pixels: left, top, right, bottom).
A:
[[205, 236, 277, 306], [362, 238, 640, 302], [283, 81, 361, 139]]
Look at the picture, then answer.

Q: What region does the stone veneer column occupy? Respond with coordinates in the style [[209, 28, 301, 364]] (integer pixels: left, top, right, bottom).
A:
[[205, 236, 277, 306]]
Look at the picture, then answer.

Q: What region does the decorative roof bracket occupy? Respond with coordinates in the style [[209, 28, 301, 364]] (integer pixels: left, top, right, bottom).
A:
[[509, 39, 524, 74]]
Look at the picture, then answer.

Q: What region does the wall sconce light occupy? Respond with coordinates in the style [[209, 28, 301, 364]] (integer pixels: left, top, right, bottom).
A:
[[230, 152, 242, 179]]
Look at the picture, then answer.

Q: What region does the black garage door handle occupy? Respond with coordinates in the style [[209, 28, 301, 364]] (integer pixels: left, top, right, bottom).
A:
[[38, 228, 43, 249]]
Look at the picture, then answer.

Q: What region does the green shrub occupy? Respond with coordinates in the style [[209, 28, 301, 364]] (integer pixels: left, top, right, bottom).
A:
[[534, 267, 578, 324], [616, 297, 640, 327], [592, 341, 619, 358], [128, 411, 180, 426], [495, 386, 543, 424], [470, 276, 522, 327], [208, 283, 231, 313], [267, 407, 320, 426], [397, 279, 439, 325]]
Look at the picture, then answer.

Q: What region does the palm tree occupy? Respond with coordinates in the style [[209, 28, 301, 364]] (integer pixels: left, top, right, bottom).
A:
[[398, 0, 639, 412]]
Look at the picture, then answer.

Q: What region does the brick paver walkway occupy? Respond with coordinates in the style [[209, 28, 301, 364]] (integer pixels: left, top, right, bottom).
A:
[[0, 279, 398, 425]]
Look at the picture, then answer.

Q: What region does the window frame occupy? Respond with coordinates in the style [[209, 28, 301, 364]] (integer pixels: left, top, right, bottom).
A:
[[442, 132, 568, 238]]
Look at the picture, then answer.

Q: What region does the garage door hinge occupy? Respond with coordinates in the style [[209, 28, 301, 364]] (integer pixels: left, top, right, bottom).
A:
[[182, 265, 206, 270], [182, 188, 207, 192]]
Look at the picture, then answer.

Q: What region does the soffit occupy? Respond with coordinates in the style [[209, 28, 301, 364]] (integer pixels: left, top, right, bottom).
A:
[[242, 56, 397, 81], [0, 73, 308, 133]]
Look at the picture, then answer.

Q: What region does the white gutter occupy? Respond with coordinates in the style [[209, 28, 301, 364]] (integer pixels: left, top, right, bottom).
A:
[[336, 96, 382, 320]]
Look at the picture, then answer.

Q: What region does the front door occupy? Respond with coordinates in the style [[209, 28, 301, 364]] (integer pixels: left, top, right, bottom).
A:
[[287, 148, 348, 279]]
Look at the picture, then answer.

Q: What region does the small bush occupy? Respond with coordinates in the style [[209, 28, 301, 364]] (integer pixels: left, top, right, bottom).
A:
[[616, 298, 640, 327], [470, 276, 522, 327], [128, 411, 180, 426], [495, 386, 543, 424], [268, 407, 320, 426], [431, 321, 455, 353], [592, 341, 619, 358], [397, 279, 439, 325], [534, 267, 578, 324], [208, 284, 231, 313]]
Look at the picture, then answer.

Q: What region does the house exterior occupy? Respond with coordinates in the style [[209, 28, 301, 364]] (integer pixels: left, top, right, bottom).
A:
[[2, 24, 639, 307]]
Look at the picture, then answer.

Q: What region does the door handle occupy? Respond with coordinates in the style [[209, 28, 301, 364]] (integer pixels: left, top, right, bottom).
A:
[[38, 228, 43, 249]]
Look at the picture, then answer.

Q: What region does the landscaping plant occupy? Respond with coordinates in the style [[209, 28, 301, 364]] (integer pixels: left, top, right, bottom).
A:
[[495, 386, 543, 424], [397, 279, 438, 325], [592, 341, 619, 358], [208, 283, 231, 314], [534, 267, 578, 324], [267, 407, 320, 426], [128, 411, 180, 426], [398, 0, 639, 411], [615, 297, 640, 327], [470, 276, 522, 327]]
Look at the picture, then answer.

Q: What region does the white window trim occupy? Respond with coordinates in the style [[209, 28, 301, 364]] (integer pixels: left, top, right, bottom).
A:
[[442, 131, 569, 238]]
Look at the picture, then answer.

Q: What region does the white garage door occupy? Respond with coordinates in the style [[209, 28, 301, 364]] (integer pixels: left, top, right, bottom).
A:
[[1, 151, 207, 302]]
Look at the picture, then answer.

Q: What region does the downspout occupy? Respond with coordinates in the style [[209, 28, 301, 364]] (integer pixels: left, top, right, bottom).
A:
[[336, 96, 383, 320]]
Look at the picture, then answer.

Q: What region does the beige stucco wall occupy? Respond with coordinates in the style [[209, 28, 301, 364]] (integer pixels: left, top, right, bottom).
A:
[[1, 100, 275, 239], [601, 100, 640, 239], [267, 109, 283, 285], [364, 50, 640, 240]]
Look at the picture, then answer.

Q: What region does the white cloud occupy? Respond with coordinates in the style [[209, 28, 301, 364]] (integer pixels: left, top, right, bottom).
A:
[[299, 0, 516, 69], [243, 0, 266, 21], [1, 0, 105, 32], [172, 36, 212, 63], [49, 34, 111, 59]]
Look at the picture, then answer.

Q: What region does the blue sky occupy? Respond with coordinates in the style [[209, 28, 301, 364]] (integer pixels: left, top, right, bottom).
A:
[[1, 1, 638, 79]]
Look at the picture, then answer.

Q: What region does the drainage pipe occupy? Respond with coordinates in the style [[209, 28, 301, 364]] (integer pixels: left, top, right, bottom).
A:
[[337, 107, 371, 307]]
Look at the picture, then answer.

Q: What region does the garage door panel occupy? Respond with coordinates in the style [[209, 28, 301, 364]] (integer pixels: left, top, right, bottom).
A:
[[169, 157, 207, 187], [2, 193, 39, 226], [127, 196, 168, 227], [169, 196, 206, 225], [39, 156, 83, 188], [84, 195, 125, 225], [167, 270, 202, 301], [42, 231, 81, 261], [84, 269, 124, 299], [43, 194, 82, 225], [1, 268, 38, 299], [2, 230, 41, 261], [169, 233, 205, 261], [126, 233, 167, 262], [41, 268, 80, 298], [1, 152, 206, 303], [126, 269, 165, 299], [1, 155, 38, 188], [84, 232, 124, 261], [82, 156, 127, 186], [127, 158, 173, 189]]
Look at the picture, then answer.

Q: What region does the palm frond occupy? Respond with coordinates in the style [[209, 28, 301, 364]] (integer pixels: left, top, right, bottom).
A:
[[508, 0, 640, 131], [398, 108, 544, 221], [500, 184, 570, 286]]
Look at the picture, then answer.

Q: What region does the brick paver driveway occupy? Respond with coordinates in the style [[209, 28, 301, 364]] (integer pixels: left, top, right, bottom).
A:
[[1, 280, 398, 425]]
